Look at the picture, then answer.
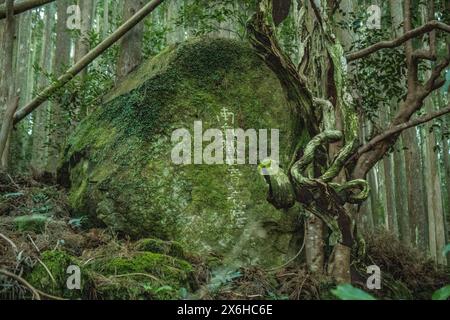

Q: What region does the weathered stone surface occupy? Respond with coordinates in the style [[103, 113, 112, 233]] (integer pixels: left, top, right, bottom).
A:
[[59, 38, 302, 267]]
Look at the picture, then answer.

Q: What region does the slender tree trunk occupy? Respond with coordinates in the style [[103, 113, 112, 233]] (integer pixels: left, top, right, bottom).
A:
[[424, 96, 446, 264], [9, 11, 33, 172], [442, 116, 450, 248], [380, 105, 397, 232], [46, 0, 71, 173], [116, 0, 144, 80], [403, 127, 427, 249], [102, 0, 109, 38], [75, 0, 94, 75], [75, 0, 94, 118], [364, 122, 377, 230], [393, 138, 410, 244], [31, 3, 54, 170], [0, 0, 4, 43], [305, 215, 325, 273], [0, 0, 15, 169], [397, 0, 428, 251]]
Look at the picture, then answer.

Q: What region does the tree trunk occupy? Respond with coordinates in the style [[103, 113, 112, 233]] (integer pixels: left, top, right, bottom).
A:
[[31, 3, 54, 170], [9, 10, 33, 173], [75, 0, 94, 118], [0, 0, 15, 169], [440, 115, 450, 264], [393, 137, 410, 244], [0, 97, 19, 169], [380, 106, 397, 232], [116, 0, 144, 80], [424, 96, 446, 264], [46, 0, 72, 173], [403, 127, 427, 249], [305, 215, 325, 273], [75, 0, 94, 75], [102, 0, 109, 38]]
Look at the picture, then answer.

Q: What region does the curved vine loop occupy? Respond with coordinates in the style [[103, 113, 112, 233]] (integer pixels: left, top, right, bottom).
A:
[[290, 130, 370, 206], [262, 130, 370, 246]]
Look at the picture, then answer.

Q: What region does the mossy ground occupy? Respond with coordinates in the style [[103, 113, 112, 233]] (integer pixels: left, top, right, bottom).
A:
[[14, 214, 52, 233], [25, 246, 194, 300], [26, 250, 92, 299], [0, 174, 447, 300]]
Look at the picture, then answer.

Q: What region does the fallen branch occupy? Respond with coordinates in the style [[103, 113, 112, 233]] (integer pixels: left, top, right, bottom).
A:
[[0, 0, 55, 19], [0, 269, 41, 300], [36, 257, 56, 285], [346, 20, 450, 62], [0, 232, 18, 253], [35, 289, 67, 300], [13, 0, 165, 124], [109, 273, 161, 283]]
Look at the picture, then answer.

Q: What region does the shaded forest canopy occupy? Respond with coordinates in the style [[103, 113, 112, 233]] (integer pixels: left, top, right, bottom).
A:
[[0, 0, 449, 300]]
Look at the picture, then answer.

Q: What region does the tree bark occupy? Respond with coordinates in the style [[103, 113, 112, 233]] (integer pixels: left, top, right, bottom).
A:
[[0, 0, 15, 169], [393, 137, 410, 244], [75, 0, 94, 75], [403, 127, 427, 249], [0, 97, 19, 169], [116, 0, 145, 80], [31, 3, 54, 170], [46, 0, 72, 173], [74, 0, 94, 118], [305, 215, 324, 273], [9, 10, 33, 172], [424, 97, 446, 264], [102, 0, 109, 38]]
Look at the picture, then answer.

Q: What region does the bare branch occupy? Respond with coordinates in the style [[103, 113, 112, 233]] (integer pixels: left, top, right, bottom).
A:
[[346, 21, 450, 62], [356, 103, 450, 157], [0, 269, 41, 300]]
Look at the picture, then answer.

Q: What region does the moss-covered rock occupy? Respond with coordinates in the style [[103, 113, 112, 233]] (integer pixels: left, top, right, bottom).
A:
[[134, 238, 185, 259], [90, 252, 193, 300], [26, 250, 91, 299], [59, 37, 302, 268], [14, 214, 51, 233]]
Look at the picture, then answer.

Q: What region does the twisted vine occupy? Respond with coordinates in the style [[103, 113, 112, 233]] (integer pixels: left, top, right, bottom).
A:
[[262, 130, 370, 247]]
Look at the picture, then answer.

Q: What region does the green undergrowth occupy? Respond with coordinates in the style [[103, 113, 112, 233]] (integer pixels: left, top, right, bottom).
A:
[[26, 250, 92, 299], [25, 238, 196, 300]]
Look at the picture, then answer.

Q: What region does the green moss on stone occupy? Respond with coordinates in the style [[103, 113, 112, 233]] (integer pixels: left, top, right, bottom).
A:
[[91, 252, 193, 300], [14, 214, 51, 233], [60, 37, 300, 268], [134, 238, 185, 259], [27, 250, 91, 299]]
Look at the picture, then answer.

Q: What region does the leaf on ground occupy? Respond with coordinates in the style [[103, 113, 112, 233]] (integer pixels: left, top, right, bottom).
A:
[[331, 284, 376, 300], [432, 285, 450, 300]]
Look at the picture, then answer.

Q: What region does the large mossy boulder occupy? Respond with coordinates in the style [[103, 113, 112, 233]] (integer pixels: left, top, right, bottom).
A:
[[59, 38, 302, 267]]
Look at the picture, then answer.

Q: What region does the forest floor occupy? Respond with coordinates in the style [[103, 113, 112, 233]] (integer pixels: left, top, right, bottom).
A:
[[0, 172, 448, 300]]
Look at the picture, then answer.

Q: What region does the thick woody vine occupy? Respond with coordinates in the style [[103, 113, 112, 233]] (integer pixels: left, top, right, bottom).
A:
[[248, 0, 367, 282], [249, 0, 450, 281], [260, 131, 369, 248]]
